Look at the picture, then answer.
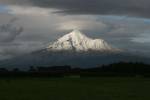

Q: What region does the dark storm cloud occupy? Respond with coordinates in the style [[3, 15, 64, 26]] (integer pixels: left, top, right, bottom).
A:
[[17, 0, 150, 18], [1, 0, 150, 18], [0, 0, 30, 5]]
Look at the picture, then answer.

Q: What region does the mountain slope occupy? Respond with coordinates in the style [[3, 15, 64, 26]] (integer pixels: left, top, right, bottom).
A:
[[0, 30, 149, 70], [0, 50, 149, 70]]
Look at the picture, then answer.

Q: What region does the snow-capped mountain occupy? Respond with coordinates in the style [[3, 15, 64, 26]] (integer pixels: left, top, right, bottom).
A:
[[47, 30, 117, 52], [0, 30, 149, 70]]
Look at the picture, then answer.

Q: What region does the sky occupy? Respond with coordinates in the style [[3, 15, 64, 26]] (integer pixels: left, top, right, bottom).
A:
[[0, 0, 150, 60]]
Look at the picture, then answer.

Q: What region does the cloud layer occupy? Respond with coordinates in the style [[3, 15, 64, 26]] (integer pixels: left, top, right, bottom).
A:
[[0, 18, 23, 42], [0, 1, 150, 59], [1, 0, 150, 18]]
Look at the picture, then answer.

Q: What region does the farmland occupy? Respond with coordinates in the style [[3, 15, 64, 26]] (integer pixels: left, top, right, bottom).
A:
[[0, 77, 150, 100]]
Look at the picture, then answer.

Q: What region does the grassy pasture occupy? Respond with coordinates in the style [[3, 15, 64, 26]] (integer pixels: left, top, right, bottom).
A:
[[0, 77, 150, 100]]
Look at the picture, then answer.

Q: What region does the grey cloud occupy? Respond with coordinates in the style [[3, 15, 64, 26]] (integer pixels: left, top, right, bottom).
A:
[[0, 0, 31, 6], [0, 41, 46, 60], [31, 0, 150, 18], [0, 5, 150, 59], [2, 0, 150, 18], [0, 18, 23, 42]]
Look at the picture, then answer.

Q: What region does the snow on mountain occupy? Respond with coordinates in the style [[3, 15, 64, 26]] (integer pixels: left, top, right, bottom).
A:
[[0, 30, 149, 70], [47, 30, 118, 52]]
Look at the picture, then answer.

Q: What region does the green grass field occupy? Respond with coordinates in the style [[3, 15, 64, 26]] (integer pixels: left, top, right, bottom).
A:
[[0, 77, 150, 100]]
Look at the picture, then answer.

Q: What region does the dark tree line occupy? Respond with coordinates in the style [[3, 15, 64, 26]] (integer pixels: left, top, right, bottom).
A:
[[0, 62, 150, 77], [81, 62, 150, 77]]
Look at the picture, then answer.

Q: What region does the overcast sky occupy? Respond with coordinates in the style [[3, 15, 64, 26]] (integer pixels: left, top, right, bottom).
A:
[[0, 0, 150, 60]]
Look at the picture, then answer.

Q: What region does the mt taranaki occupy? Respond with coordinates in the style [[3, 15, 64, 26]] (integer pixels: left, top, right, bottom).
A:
[[0, 30, 148, 69]]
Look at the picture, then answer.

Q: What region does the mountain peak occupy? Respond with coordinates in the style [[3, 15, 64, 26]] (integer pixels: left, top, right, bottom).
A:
[[67, 29, 89, 40], [69, 29, 85, 36], [47, 30, 119, 52], [70, 29, 81, 34]]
